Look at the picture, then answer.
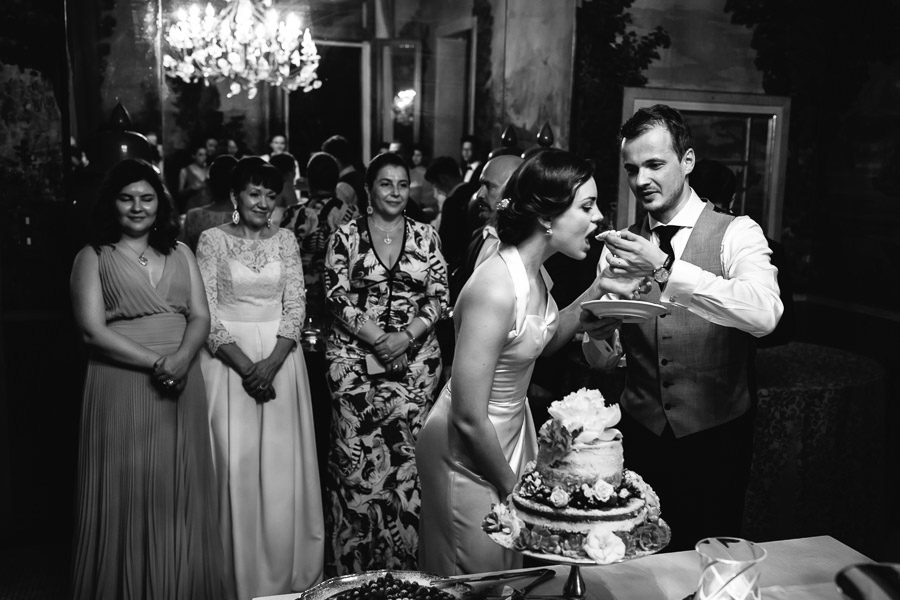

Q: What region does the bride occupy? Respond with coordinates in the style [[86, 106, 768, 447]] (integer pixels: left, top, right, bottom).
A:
[[416, 149, 607, 575]]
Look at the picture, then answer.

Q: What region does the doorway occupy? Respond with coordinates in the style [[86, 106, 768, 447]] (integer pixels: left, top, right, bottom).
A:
[[287, 41, 368, 172], [433, 18, 477, 160]]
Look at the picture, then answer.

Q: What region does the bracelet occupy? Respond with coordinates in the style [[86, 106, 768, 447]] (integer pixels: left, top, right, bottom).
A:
[[404, 329, 422, 355]]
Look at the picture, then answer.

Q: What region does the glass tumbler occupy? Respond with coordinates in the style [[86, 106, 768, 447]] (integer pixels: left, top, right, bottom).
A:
[[694, 537, 767, 600]]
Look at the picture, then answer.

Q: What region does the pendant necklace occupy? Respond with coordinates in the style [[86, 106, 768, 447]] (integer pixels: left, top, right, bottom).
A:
[[121, 241, 151, 266], [370, 218, 402, 245]]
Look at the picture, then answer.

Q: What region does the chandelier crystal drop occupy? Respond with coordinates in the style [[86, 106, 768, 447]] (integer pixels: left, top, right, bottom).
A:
[[163, 0, 322, 99]]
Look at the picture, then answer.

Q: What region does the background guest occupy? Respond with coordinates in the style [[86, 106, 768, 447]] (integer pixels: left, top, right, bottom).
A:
[[459, 134, 484, 183], [298, 151, 342, 325], [409, 144, 435, 220], [322, 134, 368, 215], [204, 136, 220, 160], [181, 154, 238, 251], [417, 150, 603, 575], [260, 133, 287, 163], [70, 158, 223, 599], [583, 104, 783, 552], [178, 143, 210, 212], [223, 137, 244, 159], [196, 157, 324, 599], [269, 151, 302, 226], [458, 153, 524, 295], [426, 156, 479, 277], [322, 151, 449, 575]]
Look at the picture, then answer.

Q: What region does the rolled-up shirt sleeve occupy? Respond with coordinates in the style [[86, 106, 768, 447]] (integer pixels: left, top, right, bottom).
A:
[[662, 216, 783, 337]]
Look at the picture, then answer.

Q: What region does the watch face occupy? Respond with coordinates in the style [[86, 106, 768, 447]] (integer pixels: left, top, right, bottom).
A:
[[653, 267, 670, 283]]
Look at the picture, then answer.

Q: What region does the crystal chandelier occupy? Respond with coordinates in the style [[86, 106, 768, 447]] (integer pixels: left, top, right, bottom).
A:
[[163, 0, 322, 99]]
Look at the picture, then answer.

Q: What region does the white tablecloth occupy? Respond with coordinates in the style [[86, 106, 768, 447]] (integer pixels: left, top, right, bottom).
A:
[[255, 535, 871, 600]]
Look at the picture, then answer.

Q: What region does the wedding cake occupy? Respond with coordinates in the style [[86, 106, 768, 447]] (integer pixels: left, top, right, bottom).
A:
[[482, 388, 669, 564]]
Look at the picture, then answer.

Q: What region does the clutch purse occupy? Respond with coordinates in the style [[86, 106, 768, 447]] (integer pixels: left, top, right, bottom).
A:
[[365, 353, 387, 376]]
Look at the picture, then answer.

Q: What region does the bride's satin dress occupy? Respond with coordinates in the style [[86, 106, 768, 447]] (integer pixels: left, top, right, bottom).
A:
[[416, 245, 558, 575]]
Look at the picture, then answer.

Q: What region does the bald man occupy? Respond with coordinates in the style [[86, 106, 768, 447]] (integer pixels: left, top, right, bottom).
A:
[[439, 154, 524, 368], [465, 154, 524, 271]]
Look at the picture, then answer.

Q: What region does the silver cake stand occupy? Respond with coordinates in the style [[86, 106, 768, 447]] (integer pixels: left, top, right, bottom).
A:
[[487, 518, 670, 599]]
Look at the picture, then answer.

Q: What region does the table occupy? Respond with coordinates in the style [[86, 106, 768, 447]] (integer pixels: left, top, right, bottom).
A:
[[254, 535, 871, 600], [744, 342, 886, 556]]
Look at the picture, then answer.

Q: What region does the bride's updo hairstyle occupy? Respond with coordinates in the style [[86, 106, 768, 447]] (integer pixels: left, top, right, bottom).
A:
[[496, 149, 594, 245]]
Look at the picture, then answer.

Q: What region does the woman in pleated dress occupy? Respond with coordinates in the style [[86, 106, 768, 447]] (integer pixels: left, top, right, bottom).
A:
[[197, 157, 324, 600], [70, 158, 224, 599]]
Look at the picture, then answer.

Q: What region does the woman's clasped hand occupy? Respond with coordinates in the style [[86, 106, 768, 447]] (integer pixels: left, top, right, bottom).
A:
[[373, 331, 411, 375], [152, 353, 191, 394], [239, 358, 279, 402]]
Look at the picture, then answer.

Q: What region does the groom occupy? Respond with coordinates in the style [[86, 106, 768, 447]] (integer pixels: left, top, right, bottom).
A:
[[583, 104, 783, 551]]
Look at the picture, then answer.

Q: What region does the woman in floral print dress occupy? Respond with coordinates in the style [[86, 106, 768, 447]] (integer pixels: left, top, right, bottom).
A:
[[323, 152, 449, 575]]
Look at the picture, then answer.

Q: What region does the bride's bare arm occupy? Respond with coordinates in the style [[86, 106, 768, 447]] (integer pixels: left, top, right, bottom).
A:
[[449, 262, 518, 498]]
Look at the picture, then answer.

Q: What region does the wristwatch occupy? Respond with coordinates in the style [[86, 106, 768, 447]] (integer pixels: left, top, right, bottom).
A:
[[404, 329, 422, 354], [652, 255, 674, 284]]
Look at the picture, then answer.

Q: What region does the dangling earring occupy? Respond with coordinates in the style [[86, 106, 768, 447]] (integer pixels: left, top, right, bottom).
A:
[[545, 227, 553, 236], [266, 216, 272, 228], [232, 208, 240, 225], [366, 205, 374, 216]]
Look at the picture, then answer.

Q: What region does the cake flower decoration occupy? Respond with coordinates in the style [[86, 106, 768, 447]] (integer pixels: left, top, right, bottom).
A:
[[624, 470, 661, 519], [482, 502, 522, 547], [582, 478, 614, 503], [583, 527, 626, 564], [547, 388, 621, 444], [549, 486, 570, 508]]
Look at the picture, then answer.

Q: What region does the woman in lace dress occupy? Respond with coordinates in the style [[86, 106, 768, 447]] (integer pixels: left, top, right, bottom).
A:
[[323, 152, 449, 575], [196, 157, 324, 600], [70, 158, 224, 599], [417, 150, 604, 575]]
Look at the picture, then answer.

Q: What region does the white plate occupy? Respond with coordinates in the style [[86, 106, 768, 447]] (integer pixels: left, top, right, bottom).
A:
[[580, 299, 667, 323]]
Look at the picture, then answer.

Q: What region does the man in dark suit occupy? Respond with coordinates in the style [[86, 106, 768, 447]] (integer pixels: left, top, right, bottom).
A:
[[426, 156, 479, 285], [583, 104, 783, 551], [459, 134, 484, 183]]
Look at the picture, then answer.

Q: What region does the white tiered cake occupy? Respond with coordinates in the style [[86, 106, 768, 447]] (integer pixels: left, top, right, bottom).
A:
[[482, 388, 669, 564]]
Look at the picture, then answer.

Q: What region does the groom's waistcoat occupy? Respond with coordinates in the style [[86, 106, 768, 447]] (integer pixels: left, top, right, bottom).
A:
[[620, 203, 753, 438]]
